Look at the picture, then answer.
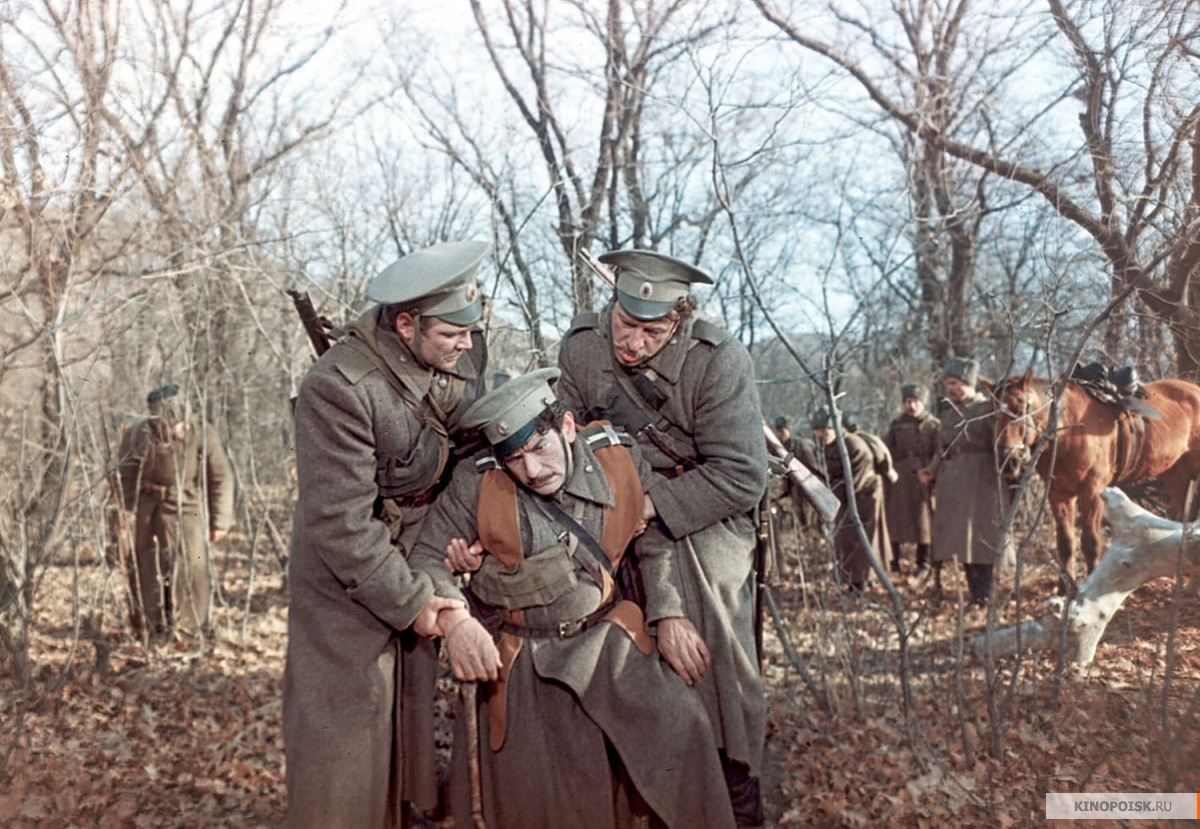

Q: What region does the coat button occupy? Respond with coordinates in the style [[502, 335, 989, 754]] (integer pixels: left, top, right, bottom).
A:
[[438, 377, 448, 388], [584, 464, 594, 473]]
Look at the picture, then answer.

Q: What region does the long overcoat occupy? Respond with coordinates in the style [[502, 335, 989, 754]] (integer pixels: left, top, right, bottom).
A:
[[557, 304, 769, 776], [882, 411, 939, 545], [928, 396, 1010, 565], [118, 418, 234, 635], [283, 309, 484, 829], [410, 437, 736, 829], [822, 433, 888, 585]]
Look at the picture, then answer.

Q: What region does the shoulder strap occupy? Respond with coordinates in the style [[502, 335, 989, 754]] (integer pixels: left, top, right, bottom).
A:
[[477, 469, 523, 570], [690, 318, 728, 347], [331, 345, 377, 385], [565, 312, 601, 337]]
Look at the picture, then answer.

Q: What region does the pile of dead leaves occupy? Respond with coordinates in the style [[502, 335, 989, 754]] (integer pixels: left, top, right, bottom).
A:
[[1, 523, 1197, 827]]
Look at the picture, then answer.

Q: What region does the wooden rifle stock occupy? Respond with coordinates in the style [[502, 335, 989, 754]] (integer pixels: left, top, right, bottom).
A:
[[763, 422, 840, 523], [287, 289, 334, 357]]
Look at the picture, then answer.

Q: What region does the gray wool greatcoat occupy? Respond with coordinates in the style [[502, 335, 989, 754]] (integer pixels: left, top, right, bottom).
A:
[[283, 308, 484, 829], [410, 437, 736, 829], [118, 418, 234, 636], [557, 304, 769, 777], [822, 432, 889, 586], [927, 395, 1010, 565], [882, 411, 939, 545]]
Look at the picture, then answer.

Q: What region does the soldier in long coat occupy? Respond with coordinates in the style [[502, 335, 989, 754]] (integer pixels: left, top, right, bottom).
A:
[[283, 241, 490, 829], [410, 369, 736, 829], [812, 408, 888, 591], [117, 383, 234, 638], [918, 358, 1009, 606], [557, 250, 768, 826], [882, 383, 939, 572]]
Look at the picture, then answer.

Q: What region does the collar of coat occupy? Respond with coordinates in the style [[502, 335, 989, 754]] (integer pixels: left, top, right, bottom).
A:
[[345, 308, 480, 398], [600, 302, 693, 385], [548, 433, 617, 508]]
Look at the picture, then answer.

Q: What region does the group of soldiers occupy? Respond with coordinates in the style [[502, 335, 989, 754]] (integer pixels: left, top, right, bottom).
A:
[[109, 238, 1011, 829], [771, 356, 1008, 607], [283, 242, 768, 829]]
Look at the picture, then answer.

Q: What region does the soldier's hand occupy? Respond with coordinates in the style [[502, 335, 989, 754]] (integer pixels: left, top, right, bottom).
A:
[[634, 493, 657, 536], [412, 595, 466, 638], [210, 529, 228, 543], [917, 467, 935, 486], [444, 614, 501, 682], [656, 616, 710, 686], [445, 538, 485, 573]]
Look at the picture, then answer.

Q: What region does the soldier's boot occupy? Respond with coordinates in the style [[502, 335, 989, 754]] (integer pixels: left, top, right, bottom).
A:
[[930, 563, 944, 603], [721, 752, 765, 827], [915, 544, 930, 572], [890, 542, 903, 574]]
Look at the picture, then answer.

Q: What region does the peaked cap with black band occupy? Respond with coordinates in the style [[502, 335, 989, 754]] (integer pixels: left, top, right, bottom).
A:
[[461, 367, 561, 458], [368, 240, 488, 327], [600, 249, 713, 322]]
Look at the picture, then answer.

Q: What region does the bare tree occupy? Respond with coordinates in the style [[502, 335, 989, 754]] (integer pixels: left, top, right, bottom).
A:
[[753, 0, 1200, 379]]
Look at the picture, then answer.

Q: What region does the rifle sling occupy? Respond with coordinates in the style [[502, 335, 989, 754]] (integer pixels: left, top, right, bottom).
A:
[[521, 490, 615, 577], [606, 356, 697, 471]]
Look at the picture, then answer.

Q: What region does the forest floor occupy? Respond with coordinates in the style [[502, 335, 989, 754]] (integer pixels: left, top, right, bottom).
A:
[[1, 506, 1198, 828]]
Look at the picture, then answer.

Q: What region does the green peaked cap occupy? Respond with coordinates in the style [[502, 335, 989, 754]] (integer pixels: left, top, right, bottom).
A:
[[367, 240, 488, 326], [600, 249, 713, 321], [461, 368, 561, 455]]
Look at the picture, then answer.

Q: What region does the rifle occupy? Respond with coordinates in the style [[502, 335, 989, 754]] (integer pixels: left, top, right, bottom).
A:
[[763, 421, 840, 523], [753, 489, 774, 670], [579, 248, 617, 289], [287, 289, 335, 357]]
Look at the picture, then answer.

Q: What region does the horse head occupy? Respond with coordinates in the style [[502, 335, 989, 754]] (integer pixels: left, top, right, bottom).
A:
[[992, 369, 1045, 478]]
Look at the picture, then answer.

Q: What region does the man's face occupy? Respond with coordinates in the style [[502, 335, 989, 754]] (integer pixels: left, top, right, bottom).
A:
[[502, 411, 576, 496], [610, 304, 679, 367], [814, 427, 835, 446], [903, 397, 926, 417], [775, 426, 792, 443], [944, 376, 973, 403], [395, 313, 473, 372]]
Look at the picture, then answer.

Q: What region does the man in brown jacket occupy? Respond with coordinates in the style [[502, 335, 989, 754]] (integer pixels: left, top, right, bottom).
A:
[[812, 407, 888, 593], [117, 382, 234, 639], [557, 250, 768, 826], [882, 383, 939, 573], [411, 368, 736, 829], [283, 241, 490, 829]]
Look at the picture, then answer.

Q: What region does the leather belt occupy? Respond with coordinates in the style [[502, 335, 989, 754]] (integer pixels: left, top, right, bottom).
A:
[[140, 481, 175, 500], [499, 600, 617, 640], [390, 489, 436, 508], [654, 465, 687, 480]]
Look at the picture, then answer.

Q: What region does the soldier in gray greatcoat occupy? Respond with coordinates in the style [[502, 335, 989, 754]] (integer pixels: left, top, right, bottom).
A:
[[882, 383, 939, 573], [117, 382, 235, 638], [557, 250, 768, 826], [410, 369, 736, 829], [283, 241, 490, 829], [918, 358, 1009, 606]]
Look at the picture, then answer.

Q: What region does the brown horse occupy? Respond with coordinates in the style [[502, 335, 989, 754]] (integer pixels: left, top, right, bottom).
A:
[[993, 370, 1200, 581]]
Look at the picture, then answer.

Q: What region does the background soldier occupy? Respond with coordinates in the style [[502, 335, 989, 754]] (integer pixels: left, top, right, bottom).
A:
[[772, 415, 824, 535], [283, 241, 489, 829], [117, 382, 234, 640], [558, 250, 768, 826], [918, 358, 1008, 606], [811, 408, 888, 593], [412, 368, 736, 829], [882, 383, 939, 574]]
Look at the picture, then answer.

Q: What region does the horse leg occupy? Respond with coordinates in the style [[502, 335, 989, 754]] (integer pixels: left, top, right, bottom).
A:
[[1049, 493, 1079, 594], [1077, 490, 1105, 573], [1157, 465, 1198, 521]]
